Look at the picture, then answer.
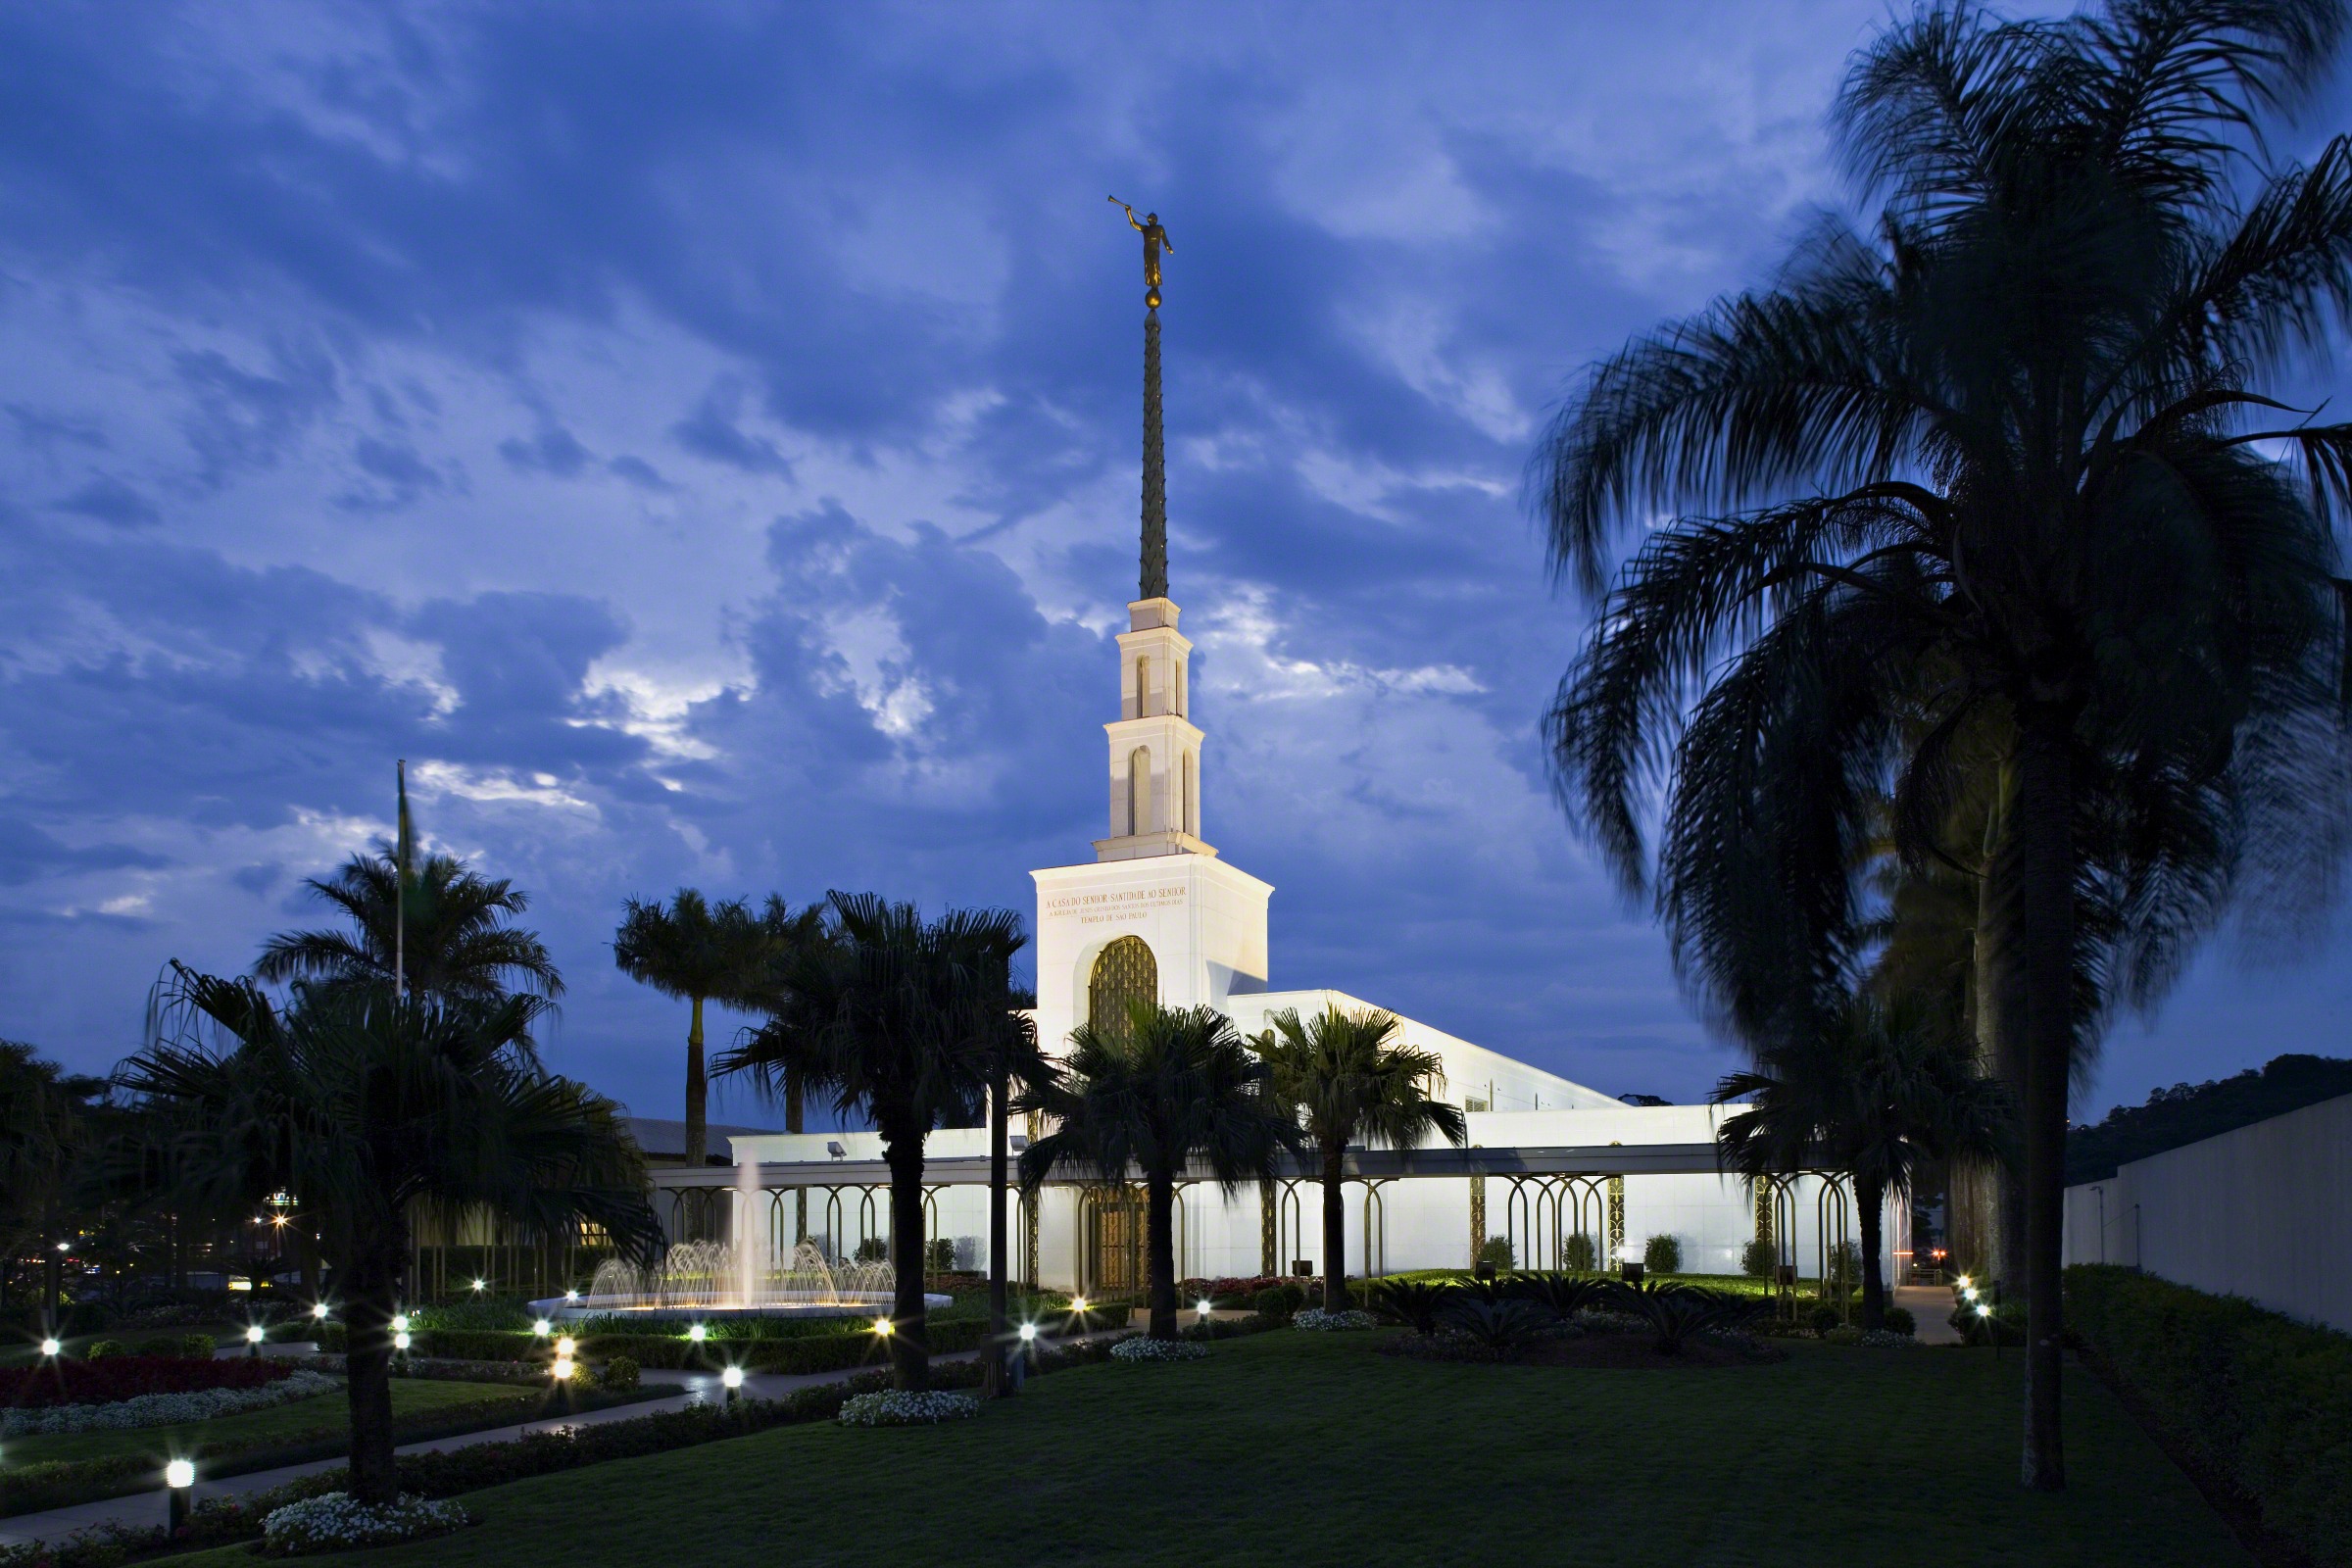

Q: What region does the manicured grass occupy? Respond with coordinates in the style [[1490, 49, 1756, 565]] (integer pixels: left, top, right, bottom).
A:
[[2, 1381, 539, 1468], [172, 1332, 2244, 1567]]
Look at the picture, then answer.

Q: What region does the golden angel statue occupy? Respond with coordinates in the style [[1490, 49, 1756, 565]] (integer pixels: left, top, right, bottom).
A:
[[1109, 196, 1172, 307]]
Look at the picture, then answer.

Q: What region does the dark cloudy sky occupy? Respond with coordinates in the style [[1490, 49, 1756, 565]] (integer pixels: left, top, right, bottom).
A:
[[2, 2, 2345, 1129]]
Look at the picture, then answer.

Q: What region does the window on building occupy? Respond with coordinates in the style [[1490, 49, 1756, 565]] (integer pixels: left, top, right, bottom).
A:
[[1089, 936, 1157, 1041]]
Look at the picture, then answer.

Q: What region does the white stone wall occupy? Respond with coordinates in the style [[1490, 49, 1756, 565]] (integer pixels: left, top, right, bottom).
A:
[[2063, 1092, 2352, 1332]]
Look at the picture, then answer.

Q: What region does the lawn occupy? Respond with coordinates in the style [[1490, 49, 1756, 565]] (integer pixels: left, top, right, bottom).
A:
[[172, 1331, 2243, 1568], [2, 1380, 541, 1469]]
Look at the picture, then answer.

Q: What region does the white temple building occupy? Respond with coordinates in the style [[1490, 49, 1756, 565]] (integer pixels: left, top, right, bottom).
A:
[[652, 579, 1897, 1295], [647, 258, 1898, 1298]]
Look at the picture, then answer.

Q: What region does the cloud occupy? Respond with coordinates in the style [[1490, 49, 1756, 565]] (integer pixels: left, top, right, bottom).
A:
[[55, 476, 162, 528], [669, 379, 792, 477]]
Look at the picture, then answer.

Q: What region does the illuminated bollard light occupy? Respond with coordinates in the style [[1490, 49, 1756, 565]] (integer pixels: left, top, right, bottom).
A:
[[553, 1355, 575, 1381], [246, 1324, 266, 1358], [311, 1301, 330, 1322], [38, 1338, 61, 1358], [721, 1364, 744, 1404], [165, 1458, 194, 1534]]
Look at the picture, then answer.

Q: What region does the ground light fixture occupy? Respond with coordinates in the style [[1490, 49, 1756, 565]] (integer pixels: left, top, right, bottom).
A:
[[245, 1324, 266, 1357], [1017, 1322, 1037, 1343], [532, 1318, 552, 1337], [393, 1331, 412, 1351], [552, 1355, 575, 1380], [872, 1316, 893, 1337], [391, 1313, 410, 1333], [687, 1323, 708, 1343], [311, 1301, 330, 1321], [38, 1338, 60, 1357], [564, 1289, 579, 1303], [1198, 1298, 1213, 1321], [1070, 1297, 1089, 1313], [165, 1458, 195, 1533], [721, 1365, 744, 1402], [556, 1336, 577, 1357], [470, 1278, 487, 1293]]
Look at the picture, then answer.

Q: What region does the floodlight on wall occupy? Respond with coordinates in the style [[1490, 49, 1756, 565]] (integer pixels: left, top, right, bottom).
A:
[[1008, 1134, 1028, 1152], [826, 1141, 848, 1159]]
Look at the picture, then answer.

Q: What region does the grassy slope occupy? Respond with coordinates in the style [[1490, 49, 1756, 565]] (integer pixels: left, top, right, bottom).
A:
[[3, 1381, 538, 1467], [177, 1334, 2244, 1568]]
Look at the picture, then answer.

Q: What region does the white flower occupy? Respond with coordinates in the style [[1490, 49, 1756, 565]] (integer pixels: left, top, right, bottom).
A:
[[262, 1492, 469, 1554], [1109, 1336, 1210, 1362], [835, 1391, 983, 1427], [1292, 1308, 1379, 1332], [0, 1371, 342, 1436]]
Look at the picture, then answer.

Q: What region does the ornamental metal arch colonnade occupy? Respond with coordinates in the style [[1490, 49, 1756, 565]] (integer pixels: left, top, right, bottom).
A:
[[646, 1142, 1858, 1296]]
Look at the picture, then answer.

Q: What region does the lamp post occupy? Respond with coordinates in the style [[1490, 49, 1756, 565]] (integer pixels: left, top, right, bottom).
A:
[[245, 1324, 265, 1359], [721, 1364, 744, 1405], [165, 1459, 194, 1534]]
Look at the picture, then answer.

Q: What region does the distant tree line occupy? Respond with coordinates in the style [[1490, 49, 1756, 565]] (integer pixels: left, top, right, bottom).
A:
[[2066, 1054, 2352, 1184]]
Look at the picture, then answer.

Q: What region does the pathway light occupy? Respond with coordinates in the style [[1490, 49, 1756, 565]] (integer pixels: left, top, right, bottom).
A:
[[245, 1324, 265, 1356], [166, 1458, 195, 1533], [311, 1301, 330, 1321], [553, 1355, 575, 1380], [556, 1336, 577, 1357], [38, 1338, 60, 1357], [687, 1322, 709, 1343], [721, 1365, 744, 1402], [393, 1331, 412, 1351], [533, 1319, 552, 1337], [470, 1278, 487, 1293], [1017, 1322, 1037, 1343], [391, 1313, 410, 1333], [872, 1316, 893, 1337]]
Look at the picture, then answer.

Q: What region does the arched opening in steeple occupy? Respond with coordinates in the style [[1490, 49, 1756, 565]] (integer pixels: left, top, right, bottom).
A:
[[1088, 935, 1157, 1041], [1128, 746, 1152, 835]]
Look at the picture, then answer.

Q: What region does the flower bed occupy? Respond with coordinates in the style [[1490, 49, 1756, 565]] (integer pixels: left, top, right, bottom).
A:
[[1, 1370, 339, 1437], [0, 1355, 294, 1409], [261, 1492, 471, 1555], [1293, 1308, 1378, 1332], [836, 1391, 983, 1427], [1110, 1336, 1208, 1362]]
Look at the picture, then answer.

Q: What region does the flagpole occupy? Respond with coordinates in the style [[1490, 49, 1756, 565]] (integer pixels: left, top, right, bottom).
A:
[[394, 759, 407, 1000]]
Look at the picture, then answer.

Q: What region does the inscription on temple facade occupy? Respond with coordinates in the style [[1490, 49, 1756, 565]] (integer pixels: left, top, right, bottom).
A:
[[1044, 885, 1186, 925]]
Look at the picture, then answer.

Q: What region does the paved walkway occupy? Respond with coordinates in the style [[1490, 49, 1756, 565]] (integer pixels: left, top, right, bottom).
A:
[[0, 1348, 1009, 1547], [1894, 1284, 1963, 1346]]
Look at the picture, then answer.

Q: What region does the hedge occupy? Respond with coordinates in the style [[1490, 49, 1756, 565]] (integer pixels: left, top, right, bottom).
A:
[[2068, 1264, 2352, 1567], [395, 1318, 993, 1374]]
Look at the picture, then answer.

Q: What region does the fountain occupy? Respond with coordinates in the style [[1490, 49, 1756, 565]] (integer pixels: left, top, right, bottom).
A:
[[529, 1157, 951, 1322]]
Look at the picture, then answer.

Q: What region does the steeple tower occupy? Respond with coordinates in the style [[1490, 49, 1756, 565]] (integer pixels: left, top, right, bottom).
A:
[[1097, 201, 1206, 863]]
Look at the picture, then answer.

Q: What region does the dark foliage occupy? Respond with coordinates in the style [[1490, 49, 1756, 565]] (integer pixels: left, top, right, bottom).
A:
[[2068, 1054, 2352, 1182], [1505, 1270, 1614, 1320], [1439, 1296, 1553, 1352], [0, 1353, 290, 1408], [1370, 1277, 1455, 1336], [1605, 1282, 1765, 1355]]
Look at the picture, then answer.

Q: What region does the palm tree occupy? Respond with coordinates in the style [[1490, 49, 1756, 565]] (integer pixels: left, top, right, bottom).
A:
[[0, 1042, 102, 1316], [718, 892, 1025, 1391], [1020, 1004, 1301, 1340], [982, 989, 1050, 1397], [121, 966, 661, 1505], [257, 849, 563, 1007], [1713, 992, 2011, 1330], [1254, 1004, 1467, 1311], [613, 890, 778, 1165], [1533, 0, 2352, 1487]]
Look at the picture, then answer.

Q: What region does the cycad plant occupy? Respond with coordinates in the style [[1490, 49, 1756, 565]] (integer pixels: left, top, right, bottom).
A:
[[1020, 1004, 1301, 1341], [119, 967, 661, 1504], [1254, 1005, 1467, 1311], [1535, 0, 2352, 1486], [719, 893, 1026, 1390]]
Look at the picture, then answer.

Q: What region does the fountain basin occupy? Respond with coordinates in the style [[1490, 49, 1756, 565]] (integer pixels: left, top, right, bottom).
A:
[[529, 1294, 952, 1324]]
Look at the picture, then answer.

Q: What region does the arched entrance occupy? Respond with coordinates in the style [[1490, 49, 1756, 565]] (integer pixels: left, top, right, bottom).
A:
[[1088, 935, 1157, 1040]]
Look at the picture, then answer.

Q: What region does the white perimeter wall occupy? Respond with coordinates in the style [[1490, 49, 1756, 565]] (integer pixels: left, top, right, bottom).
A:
[[2063, 1092, 2352, 1332]]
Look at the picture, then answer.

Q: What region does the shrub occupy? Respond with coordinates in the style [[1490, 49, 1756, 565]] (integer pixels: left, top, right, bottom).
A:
[[2068, 1264, 2352, 1564], [853, 1236, 889, 1264], [601, 1354, 640, 1391], [1476, 1235, 1515, 1272], [1810, 1305, 1843, 1336], [84, 1340, 126, 1360], [1858, 1329, 1918, 1348], [1109, 1336, 1209, 1362], [837, 1390, 981, 1427], [1882, 1305, 1915, 1336], [261, 1492, 470, 1555], [1950, 1298, 2024, 1347], [1250, 1284, 1305, 1320], [1826, 1239, 1861, 1292], [2, 1370, 339, 1437], [1740, 1237, 1778, 1279], [1642, 1235, 1683, 1275], [924, 1237, 956, 1273], [0, 1354, 296, 1410], [1293, 1308, 1378, 1332], [408, 1296, 534, 1334], [1821, 1325, 1863, 1346], [1561, 1233, 1597, 1272]]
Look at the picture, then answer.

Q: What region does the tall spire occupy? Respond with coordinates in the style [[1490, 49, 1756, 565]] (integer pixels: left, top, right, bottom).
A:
[[1142, 307, 1166, 601], [1110, 197, 1173, 603]]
